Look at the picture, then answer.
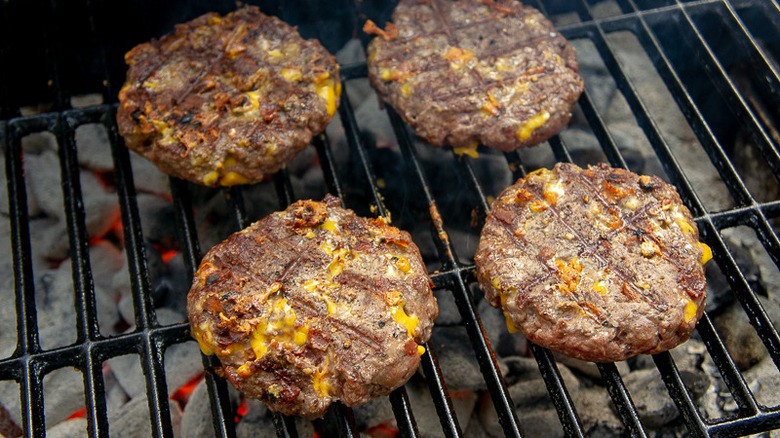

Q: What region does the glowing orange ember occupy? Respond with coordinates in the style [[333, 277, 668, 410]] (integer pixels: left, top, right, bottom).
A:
[[364, 420, 400, 438], [170, 373, 204, 407]]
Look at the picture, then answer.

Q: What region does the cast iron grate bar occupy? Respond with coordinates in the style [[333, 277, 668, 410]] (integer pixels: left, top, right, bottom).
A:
[[107, 106, 177, 438], [597, 363, 649, 438], [569, 6, 780, 435], [169, 176, 239, 438], [333, 78, 431, 438], [387, 107, 524, 437], [59, 107, 109, 438]]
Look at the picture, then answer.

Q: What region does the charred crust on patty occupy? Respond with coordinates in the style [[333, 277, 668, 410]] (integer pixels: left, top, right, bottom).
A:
[[474, 163, 710, 362], [365, 0, 584, 152], [187, 194, 438, 418], [117, 5, 341, 187]]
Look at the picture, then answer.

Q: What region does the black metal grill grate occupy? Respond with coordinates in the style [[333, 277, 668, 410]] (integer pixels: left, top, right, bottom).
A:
[[1, 0, 780, 437]]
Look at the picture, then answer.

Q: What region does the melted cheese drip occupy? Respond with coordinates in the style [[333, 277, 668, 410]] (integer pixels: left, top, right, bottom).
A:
[[453, 141, 480, 158], [390, 300, 419, 339], [684, 300, 698, 323], [516, 110, 551, 141], [700, 242, 712, 265], [316, 74, 340, 117], [202, 170, 220, 187]]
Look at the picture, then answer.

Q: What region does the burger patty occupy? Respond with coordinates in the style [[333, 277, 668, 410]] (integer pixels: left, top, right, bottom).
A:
[[187, 194, 438, 418], [365, 0, 584, 152], [474, 163, 711, 362], [117, 6, 340, 187]]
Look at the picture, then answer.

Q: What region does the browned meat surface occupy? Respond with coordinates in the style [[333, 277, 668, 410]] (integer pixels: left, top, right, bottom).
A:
[[475, 163, 711, 362], [117, 5, 340, 187], [365, 0, 584, 152], [187, 195, 438, 418]]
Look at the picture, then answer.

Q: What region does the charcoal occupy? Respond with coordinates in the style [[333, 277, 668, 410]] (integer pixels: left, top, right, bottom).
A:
[[108, 395, 181, 438]]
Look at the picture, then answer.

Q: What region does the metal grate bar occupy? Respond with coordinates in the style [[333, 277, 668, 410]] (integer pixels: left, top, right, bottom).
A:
[[575, 88, 629, 170], [54, 107, 109, 438], [82, 346, 110, 438], [677, 3, 780, 182], [389, 388, 420, 438], [312, 133, 345, 200], [418, 342, 464, 438], [721, 2, 780, 106], [105, 106, 157, 330], [529, 344, 586, 437], [653, 352, 709, 438], [169, 177, 238, 438], [222, 181, 301, 438], [106, 106, 176, 438], [341, 96, 463, 436], [387, 108, 524, 437], [694, 314, 759, 415], [597, 363, 649, 438], [337, 80, 389, 218], [57, 112, 100, 343]]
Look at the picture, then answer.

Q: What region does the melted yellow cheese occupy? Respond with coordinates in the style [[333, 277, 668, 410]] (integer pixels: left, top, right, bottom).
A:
[[246, 90, 261, 112], [151, 120, 176, 145], [453, 141, 480, 158], [316, 77, 339, 117], [282, 68, 302, 82], [684, 300, 698, 323], [393, 256, 411, 274], [319, 219, 338, 233], [516, 110, 551, 141], [221, 171, 248, 186], [504, 312, 520, 333], [593, 280, 608, 296], [247, 298, 309, 361], [401, 83, 412, 98], [312, 356, 332, 396], [700, 242, 712, 265], [417, 345, 426, 356], [203, 170, 220, 187], [390, 302, 418, 339]]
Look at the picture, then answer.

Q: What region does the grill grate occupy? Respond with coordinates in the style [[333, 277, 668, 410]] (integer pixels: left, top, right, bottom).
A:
[[2, 0, 780, 437]]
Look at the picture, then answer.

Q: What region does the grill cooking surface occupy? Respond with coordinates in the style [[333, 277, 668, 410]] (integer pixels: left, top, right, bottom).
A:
[[2, 0, 780, 437]]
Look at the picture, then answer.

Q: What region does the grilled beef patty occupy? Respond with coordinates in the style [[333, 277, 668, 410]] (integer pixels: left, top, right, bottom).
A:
[[475, 163, 711, 362], [187, 195, 438, 418], [365, 0, 584, 152], [117, 6, 340, 187]]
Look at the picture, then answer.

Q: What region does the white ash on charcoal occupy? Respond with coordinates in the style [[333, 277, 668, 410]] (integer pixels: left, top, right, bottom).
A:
[[0, 362, 127, 436], [106, 309, 200, 401], [235, 399, 314, 438], [425, 326, 506, 392], [107, 395, 182, 438], [603, 32, 735, 212], [346, 374, 477, 438], [45, 418, 87, 438], [477, 356, 625, 438], [179, 378, 241, 438], [74, 124, 115, 172]]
